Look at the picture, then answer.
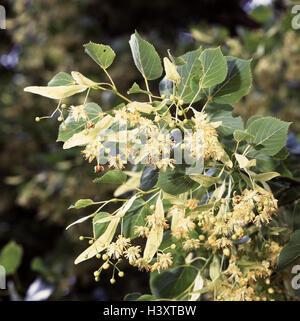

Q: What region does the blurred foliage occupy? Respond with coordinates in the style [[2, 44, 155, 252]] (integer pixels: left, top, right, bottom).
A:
[[191, 6, 300, 134], [0, 0, 299, 300]]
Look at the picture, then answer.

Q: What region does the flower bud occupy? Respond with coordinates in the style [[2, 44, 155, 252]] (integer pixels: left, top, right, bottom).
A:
[[94, 271, 100, 277], [223, 248, 230, 256]]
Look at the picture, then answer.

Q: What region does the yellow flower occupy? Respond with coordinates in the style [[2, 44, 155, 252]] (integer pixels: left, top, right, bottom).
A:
[[116, 235, 131, 251], [124, 246, 141, 262], [134, 226, 149, 238], [106, 242, 122, 260], [183, 239, 201, 251], [81, 139, 103, 163], [70, 104, 87, 122], [134, 258, 150, 271], [151, 252, 173, 272]]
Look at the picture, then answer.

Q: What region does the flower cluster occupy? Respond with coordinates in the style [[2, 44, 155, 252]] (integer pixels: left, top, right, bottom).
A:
[[26, 36, 291, 300], [76, 104, 231, 172]]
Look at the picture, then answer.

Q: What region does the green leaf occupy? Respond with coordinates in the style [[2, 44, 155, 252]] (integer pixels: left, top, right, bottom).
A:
[[127, 82, 150, 95], [93, 212, 110, 239], [189, 174, 219, 187], [31, 257, 55, 281], [93, 170, 127, 184], [246, 115, 261, 128], [156, 166, 197, 195], [137, 294, 154, 301], [137, 295, 154, 301], [129, 31, 163, 80], [123, 205, 151, 239], [57, 102, 102, 142], [167, 49, 186, 66], [124, 292, 154, 301], [206, 104, 244, 136], [276, 162, 293, 178], [150, 256, 197, 299], [175, 48, 203, 103], [233, 129, 254, 142], [124, 293, 142, 301], [278, 230, 300, 270], [24, 85, 87, 99], [273, 147, 289, 160], [83, 42, 116, 69], [71, 71, 98, 87], [48, 72, 74, 86], [158, 230, 174, 251], [290, 201, 300, 230], [31, 257, 47, 274], [199, 47, 227, 88], [159, 47, 203, 103], [0, 241, 23, 275], [246, 117, 291, 156], [114, 172, 143, 197], [208, 57, 252, 104], [73, 199, 94, 209], [251, 171, 280, 182], [125, 198, 145, 214]]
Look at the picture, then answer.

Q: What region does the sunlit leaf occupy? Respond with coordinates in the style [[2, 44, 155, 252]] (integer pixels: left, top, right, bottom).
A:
[[129, 31, 163, 80], [93, 170, 127, 184], [83, 42, 116, 69], [24, 85, 87, 99], [199, 47, 227, 88]]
